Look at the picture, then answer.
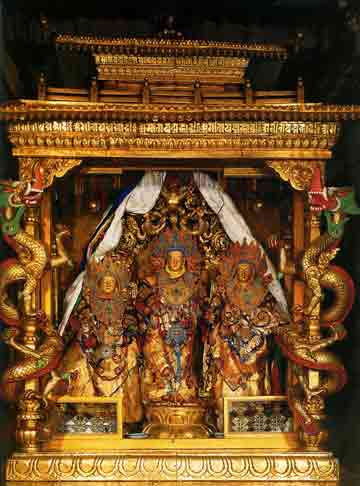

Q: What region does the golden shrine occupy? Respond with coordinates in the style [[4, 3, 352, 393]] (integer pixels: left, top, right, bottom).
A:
[[0, 31, 360, 486]]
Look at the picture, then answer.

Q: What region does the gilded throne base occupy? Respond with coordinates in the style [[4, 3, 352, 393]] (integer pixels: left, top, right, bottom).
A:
[[143, 402, 210, 439], [6, 448, 339, 485], [5, 395, 340, 485]]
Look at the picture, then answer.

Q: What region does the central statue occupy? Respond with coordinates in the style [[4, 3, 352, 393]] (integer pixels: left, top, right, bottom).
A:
[[136, 229, 206, 405]]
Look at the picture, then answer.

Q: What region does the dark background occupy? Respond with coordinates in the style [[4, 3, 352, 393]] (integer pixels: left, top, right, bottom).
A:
[[1, 0, 360, 483]]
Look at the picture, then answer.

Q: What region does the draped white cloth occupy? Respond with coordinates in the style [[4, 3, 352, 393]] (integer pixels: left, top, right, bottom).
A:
[[59, 171, 288, 335]]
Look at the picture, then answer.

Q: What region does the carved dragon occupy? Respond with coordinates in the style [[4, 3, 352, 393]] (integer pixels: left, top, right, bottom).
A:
[[0, 171, 68, 398], [1, 311, 64, 400], [0, 179, 47, 325], [276, 167, 357, 437], [276, 307, 349, 435], [0, 185, 73, 325]]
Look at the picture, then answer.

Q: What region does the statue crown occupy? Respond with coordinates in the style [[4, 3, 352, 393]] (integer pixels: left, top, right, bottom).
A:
[[87, 252, 133, 279], [230, 239, 263, 264], [219, 239, 270, 284], [153, 228, 197, 257]]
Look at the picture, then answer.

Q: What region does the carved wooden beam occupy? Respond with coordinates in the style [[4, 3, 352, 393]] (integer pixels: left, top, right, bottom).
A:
[[55, 34, 289, 60], [1, 100, 360, 122]]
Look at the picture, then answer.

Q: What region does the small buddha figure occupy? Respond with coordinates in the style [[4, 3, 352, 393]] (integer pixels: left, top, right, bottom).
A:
[[203, 239, 288, 429], [58, 252, 143, 425], [136, 229, 206, 405]]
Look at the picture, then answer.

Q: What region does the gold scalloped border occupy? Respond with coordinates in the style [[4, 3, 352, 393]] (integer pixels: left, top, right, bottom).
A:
[[6, 451, 339, 483]]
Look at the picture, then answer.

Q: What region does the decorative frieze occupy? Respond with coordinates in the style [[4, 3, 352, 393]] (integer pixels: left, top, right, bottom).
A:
[[6, 450, 338, 483]]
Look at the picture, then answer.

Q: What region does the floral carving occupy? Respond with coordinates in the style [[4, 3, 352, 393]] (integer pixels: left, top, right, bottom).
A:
[[266, 160, 323, 191]]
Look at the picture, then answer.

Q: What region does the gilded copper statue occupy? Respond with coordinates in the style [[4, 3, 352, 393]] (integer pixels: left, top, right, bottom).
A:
[[58, 252, 143, 424], [203, 239, 289, 429], [136, 229, 207, 405]]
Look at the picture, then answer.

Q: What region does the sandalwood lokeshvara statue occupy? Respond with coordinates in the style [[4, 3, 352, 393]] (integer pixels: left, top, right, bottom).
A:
[[56, 172, 288, 434], [136, 229, 207, 404]]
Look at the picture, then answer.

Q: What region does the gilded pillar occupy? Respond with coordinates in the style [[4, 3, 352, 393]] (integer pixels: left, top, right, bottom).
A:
[[21, 204, 43, 386], [265, 159, 327, 448], [40, 190, 53, 323], [16, 203, 43, 452], [303, 162, 328, 449], [11, 156, 78, 452], [302, 168, 326, 448], [292, 191, 305, 325], [306, 210, 322, 341]]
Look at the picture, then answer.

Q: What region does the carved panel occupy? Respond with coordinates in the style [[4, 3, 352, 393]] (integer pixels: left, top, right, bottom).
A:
[[8, 121, 339, 157], [19, 158, 82, 188], [95, 54, 249, 83], [9, 120, 339, 136], [266, 160, 324, 191]]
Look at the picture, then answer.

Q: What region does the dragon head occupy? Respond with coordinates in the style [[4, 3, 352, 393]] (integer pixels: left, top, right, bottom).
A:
[[308, 167, 338, 213], [0, 164, 45, 209], [22, 163, 45, 206]]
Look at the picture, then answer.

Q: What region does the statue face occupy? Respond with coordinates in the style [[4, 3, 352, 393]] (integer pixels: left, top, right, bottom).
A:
[[166, 250, 184, 272], [99, 274, 117, 295], [236, 263, 253, 283]]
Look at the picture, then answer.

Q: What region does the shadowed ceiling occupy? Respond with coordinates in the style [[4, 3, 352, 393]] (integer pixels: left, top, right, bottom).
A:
[[1, 0, 359, 105]]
